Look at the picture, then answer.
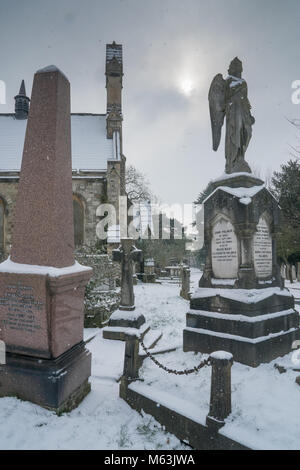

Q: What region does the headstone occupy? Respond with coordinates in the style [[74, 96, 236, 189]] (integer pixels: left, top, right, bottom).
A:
[[141, 258, 156, 283], [281, 264, 287, 279], [297, 263, 300, 282], [103, 238, 145, 340], [0, 66, 93, 412], [180, 266, 191, 300], [183, 58, 300, 367], [211, 217, 238, 279], [292, 265, 297, 281], [253, 216, 272, 278]]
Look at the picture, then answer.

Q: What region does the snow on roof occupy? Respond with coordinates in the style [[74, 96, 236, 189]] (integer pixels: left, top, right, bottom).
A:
[[0, 114, 115, 172]]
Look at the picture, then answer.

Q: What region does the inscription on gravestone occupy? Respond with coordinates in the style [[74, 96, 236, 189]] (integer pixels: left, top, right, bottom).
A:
[[211, 218, 238, 279], [0, 284, 43, 333], [253, 217, 272, 278]]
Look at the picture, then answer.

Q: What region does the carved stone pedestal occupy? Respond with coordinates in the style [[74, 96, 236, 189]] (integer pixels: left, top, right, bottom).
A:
[[183, 174, 300, 366]]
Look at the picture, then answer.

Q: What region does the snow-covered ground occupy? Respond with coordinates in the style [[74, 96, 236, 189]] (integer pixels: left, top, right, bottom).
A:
[[0, 269, 300, 449]]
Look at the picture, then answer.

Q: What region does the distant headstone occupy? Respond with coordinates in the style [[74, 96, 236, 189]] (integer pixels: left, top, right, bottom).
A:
[[297, 263, 300, 282], [281, 264, 287, 280], [180, 266, 191, 300], [0, 66, 92, 412]]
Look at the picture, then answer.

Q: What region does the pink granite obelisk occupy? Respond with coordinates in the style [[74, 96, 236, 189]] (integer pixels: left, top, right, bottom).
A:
[[11, 66, 74, 267], [0, 66, 93, 413]]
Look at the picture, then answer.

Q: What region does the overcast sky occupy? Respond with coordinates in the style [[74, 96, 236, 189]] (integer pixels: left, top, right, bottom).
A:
[[0, 0, 300, 204]]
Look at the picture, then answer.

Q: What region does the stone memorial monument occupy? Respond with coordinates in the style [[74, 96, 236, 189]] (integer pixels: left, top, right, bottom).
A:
[[103, 238, 145, 340], [0, 66, 92, 412], [183, 58, 300, 366]]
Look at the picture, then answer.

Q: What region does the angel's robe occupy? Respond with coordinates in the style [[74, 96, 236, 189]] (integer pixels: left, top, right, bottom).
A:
[[224, 75, 255, 173]]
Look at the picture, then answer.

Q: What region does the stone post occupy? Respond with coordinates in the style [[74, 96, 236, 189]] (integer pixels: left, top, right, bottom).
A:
[[206, 351, 233, 430], [119, 333, 140, 399], [123, 333, 140, 380], [180, 266, 191, 300]]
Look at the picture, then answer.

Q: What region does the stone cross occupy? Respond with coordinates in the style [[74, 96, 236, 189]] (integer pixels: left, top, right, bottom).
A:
[[112, 238, 143, 311]]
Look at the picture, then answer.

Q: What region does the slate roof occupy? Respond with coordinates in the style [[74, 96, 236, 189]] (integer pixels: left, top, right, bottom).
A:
[[0, 113, 117, 173]]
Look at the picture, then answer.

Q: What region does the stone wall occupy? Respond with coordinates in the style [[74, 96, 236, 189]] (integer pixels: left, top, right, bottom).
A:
[[0, 179, 19, 255], [0, 176, 108, 256], [72, 178, 106, 247]]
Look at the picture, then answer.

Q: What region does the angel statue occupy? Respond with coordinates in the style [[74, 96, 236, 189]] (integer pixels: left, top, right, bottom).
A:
[[208, 57, 255, 174]]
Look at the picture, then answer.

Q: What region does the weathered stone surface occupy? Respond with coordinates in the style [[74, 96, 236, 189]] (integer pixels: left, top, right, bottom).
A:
[[211, 217, 238, 279], [0, 66, 93, 412], [184, 171, 300, 367], [11, 67, 74, 268], [180, 267, 191, 300], [208, 58, 254, 174], [206, 352, 233, 429], [0, 342, 91, 413], [253, 216, 272, 278]]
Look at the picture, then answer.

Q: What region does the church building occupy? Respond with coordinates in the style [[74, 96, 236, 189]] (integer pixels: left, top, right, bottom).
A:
[[0, 41, 126, 258]]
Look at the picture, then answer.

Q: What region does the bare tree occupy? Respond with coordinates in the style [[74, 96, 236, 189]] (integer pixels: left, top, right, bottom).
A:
[[125, 164, 153, 203]]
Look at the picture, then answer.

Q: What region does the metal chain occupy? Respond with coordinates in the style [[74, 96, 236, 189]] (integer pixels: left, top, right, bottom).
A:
[[140, 339, 210, 375]]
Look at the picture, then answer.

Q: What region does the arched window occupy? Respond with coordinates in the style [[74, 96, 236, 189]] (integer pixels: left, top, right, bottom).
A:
[[73, 195, 84, 247]]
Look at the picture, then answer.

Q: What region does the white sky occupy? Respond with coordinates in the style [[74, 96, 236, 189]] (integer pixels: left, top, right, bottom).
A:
[[0, 0, 300, 203]]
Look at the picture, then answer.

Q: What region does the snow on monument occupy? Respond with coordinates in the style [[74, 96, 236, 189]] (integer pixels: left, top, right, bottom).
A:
[[183, 58, 300, 366]]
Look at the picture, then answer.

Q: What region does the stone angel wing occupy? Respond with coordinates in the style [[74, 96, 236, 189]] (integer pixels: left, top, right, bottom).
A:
[[208, 73, 226, 151]]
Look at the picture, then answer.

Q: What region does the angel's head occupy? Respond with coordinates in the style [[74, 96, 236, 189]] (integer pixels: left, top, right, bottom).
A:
[[228, 57, 243, 78]]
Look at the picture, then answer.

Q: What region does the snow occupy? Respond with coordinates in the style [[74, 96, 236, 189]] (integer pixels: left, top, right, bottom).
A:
[[211, 278, 237, 286], [0, 257, 92, 277], [0, 114, 113, 172], [36, 65, 69, 81], [188, 307, 295, 323], [192, 286, 293, 303], [109, 309, 144, 322], [203, 184, 265, 204], [1, 268, 300, 449], [184, 326, 297, 344], [212, 171, 260, 183], [128, 382, 207, 426], [210, 351, 233, 361]]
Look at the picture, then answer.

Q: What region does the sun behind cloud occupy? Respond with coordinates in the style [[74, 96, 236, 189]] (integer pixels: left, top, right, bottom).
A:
[[179, 78, 194, 96]]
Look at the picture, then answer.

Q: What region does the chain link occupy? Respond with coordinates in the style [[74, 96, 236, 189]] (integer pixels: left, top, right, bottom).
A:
[[140, 339, 210, 375]]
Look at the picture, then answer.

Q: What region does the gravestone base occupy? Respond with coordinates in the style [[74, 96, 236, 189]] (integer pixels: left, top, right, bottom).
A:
[[103, 320, 149, 342], [0, 262, 92, 410], [0, 342, 91, 413], [183, 287, 300, 367]]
